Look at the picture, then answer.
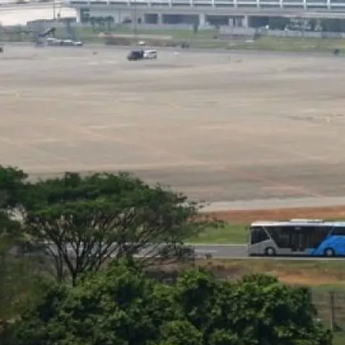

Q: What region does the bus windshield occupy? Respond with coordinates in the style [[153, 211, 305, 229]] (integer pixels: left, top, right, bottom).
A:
[[247, 220, 345, 257]]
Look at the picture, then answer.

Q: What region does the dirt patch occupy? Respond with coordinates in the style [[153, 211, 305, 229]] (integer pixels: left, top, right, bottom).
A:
[[208, 205, 345, 223], [270, 272, 341, 286], [148, 259, 345, 288], [197, 259, 345, 287]]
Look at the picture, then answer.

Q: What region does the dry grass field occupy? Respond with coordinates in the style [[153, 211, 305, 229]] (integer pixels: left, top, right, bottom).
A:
[[1, 45, 345, 207]]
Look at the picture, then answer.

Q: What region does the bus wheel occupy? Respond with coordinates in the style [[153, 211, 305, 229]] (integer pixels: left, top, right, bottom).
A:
[[324, 248, 335, 257], [265, 247, 276, 256]]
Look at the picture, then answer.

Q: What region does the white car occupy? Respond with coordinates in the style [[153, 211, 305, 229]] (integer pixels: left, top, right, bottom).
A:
[[73, 41, 83, 47], [61, 39, 83, 47], [46, 38, 63, 46], [143, 50, 157, 59]]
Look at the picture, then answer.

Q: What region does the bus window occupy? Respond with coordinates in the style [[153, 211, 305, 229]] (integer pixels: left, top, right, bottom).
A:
[[250, 227, 269, 244], [266, 226, 291, 248], [331, 227, 345, 236], [265, 225, 331, 250], [306, 226, 332, 248]]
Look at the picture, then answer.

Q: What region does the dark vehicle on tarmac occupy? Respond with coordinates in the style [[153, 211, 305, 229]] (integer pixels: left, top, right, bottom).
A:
[[333, 48, 340, 55], [127, 50, 144, 61]]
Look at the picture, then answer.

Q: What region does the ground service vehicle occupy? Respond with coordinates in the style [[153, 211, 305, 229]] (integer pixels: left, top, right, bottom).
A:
[[247, 219, 345, 257], [61, 39, 83, 46], [46, 38, 83, 47], [143, 50, 157, 59], [127, 50, 144, 61], [127, 50, 157, 61], [47, 38, 63, 46]]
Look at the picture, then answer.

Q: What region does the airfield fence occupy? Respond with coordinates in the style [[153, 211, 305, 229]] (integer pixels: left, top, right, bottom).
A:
[[313, 291, 345, 332]]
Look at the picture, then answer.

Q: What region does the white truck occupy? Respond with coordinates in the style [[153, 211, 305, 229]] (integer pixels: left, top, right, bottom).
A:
[[143, 50, 157, 59]]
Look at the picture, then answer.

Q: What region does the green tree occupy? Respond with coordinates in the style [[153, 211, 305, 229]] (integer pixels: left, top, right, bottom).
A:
[[268, 17, 290, 30], [193, 22, 198, 34], [6, 261, 182, 345], [0, 165, 27, 237], [105, 15, 114, 33], [0, 166, 32, 320], [4, 265, 331, 345], [309, 18, 318, 31], [90, 17, 96, 33], [23, 172, 207, 285], [0, 253, 47, 322], [175, 271, 331, 345], [159, 320, 202, 345], [320, 19, 345, 32]]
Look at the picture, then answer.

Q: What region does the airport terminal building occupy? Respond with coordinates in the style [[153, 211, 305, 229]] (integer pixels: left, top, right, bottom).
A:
[[66, 0, 345, 28]]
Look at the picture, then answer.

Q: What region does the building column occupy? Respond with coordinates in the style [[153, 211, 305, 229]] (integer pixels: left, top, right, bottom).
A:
[[242, 15, 248, 28], [157, 13, 163, 24], [199, 13, 206, 27], [75, 9, 82, 23]]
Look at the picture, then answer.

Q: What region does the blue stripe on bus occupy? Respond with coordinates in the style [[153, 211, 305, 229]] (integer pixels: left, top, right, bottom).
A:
[[310, 236, 345, 256]]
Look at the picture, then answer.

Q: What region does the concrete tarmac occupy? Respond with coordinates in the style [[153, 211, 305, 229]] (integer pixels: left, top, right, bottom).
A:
[[2, 45, 345, 209]]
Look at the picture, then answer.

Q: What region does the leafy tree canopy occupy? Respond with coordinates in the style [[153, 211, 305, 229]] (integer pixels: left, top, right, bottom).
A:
[[0, 167, 214, 285], [0, 165, 27, 210], [0, 165, 29, 246], [4, 263, 332, 345], [14, 171, 210, 284]]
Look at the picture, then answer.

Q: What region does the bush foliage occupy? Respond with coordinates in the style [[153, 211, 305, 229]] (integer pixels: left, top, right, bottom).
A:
[[3, 262, 332, 345], [0, 165, 333, 345]]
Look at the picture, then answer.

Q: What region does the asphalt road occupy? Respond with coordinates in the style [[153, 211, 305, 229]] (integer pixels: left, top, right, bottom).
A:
[[55, 243, 345, 260], [192, 244, 345, 260], [192, 244, 247, 258]]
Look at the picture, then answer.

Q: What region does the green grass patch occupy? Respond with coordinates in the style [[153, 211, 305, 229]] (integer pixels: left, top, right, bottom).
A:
[[2, 24, 345, 54], [209, 258, 345, 274], [110, 27, 217, 40], [55, 26, 217, 42], [333, 332, 345, 345], [189, 223, 247, 244], [226, 36, 345, 53], [67, 25, 345, 53], [312, 283, 345, 294], [200, 259, 345, 286]]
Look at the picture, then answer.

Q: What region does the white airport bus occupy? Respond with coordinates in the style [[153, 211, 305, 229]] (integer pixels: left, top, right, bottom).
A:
[[247, 219, 345, 257]]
